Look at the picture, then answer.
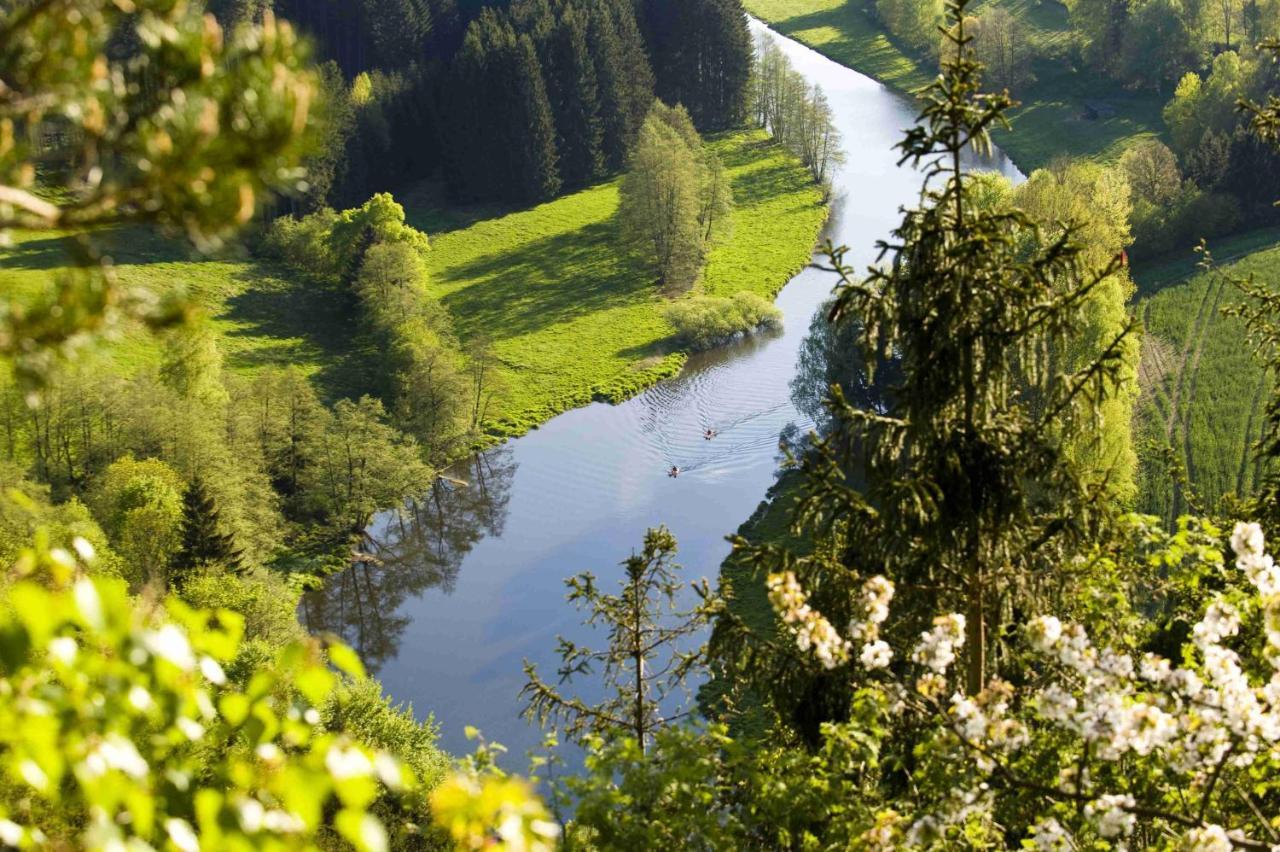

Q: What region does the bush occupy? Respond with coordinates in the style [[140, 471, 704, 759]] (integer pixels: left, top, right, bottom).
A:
[[665, 292, 782, 351], [1130, 187, 1243, 260], [322, 678, 453, 851], [260, 208, 342, 283], [180, 570, 305, 648], [0, 540, 423, 851]]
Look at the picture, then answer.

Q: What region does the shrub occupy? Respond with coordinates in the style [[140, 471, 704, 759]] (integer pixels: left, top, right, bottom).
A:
[[180, 570, 305, 649], [665, 292, 782, 351], [260, 208, 342, 283]]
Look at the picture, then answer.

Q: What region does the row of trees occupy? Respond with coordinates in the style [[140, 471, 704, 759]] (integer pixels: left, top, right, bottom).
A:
[[752, 34, 845, 189], [938, 8, 1036, 95], [441, 0, 656, 203], [637, 0, 754, 132], [1, 347, 433, 580], [440, 0, 755, 204], [874, 0, 945, 55], [262, 194, 499, 458], [1068, 0, 1280, 90], [268, 0, 465, 75]]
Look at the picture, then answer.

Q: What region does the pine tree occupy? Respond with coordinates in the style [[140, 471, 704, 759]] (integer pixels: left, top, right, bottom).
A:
[[641, 0, 751, 131], [510, 32, 562, 201], [444, 13, 560, 202], [172, 479, 244, 588], [361, 0, 433, 70], [521, 527, 720, 754]]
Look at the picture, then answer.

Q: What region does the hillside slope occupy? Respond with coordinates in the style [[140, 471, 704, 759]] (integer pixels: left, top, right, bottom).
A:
[[1134, 234, 1279, 522]]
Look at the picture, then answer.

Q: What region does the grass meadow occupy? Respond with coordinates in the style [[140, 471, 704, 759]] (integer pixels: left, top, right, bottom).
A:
[[1133, 236, 1280, 523], [0, 227, 378, 399], [2, 130, 826, 438], [404, 129, 827, 436]]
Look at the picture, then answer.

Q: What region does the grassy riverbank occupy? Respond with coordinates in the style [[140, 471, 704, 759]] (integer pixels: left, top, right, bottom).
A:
[[405, 129, 827, 437], [745, 0, 1165, 172], [3, 130, 826, 440]]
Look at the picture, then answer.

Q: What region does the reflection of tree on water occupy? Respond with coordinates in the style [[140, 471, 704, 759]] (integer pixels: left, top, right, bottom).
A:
[[300, 448, 516, 673]]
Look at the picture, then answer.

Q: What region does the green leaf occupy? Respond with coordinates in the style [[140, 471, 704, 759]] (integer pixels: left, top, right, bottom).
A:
[[327, 642, 367, 681]]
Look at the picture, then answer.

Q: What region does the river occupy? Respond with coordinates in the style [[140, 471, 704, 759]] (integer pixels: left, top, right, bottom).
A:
[[301, 19, 1024, 762]]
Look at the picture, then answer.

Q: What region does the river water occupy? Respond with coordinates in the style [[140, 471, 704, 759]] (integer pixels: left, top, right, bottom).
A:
[[301, 19, 1023, 761]]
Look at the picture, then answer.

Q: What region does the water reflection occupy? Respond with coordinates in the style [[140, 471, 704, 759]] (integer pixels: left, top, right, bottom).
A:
[[300, 448, 516, 673], [324, 18, 1026, 759]]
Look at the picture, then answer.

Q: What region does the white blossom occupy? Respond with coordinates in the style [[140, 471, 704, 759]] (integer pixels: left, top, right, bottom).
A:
[[325, 743, 374, 780], [143, 624, 196, 670], [860, 640, 893, 669], [47, 636, 77, 666], [767, 572, 851, 669], [1085, 794, 1135, 838], [1231, 522, 1264, 559], [1181, 824, 1233, 852], [200, 655, 227, 685], [85, 734, 149, 780], [165, 819, 198, 852], [911, 614, 965, 673], [1028, 817, 1070, 850]]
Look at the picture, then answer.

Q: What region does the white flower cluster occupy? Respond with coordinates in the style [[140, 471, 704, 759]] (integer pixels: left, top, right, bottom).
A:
[[1182, 824, 1243, 851], [911, 613, 966, 673], [993, 523, 1280, 848], [767, 572, 851, 669], [948, 679, 1027, 762], [767, 573, 898, 671], [768, 524, 1280, 849], [1083, 793, 1135, 838], [854, 576, 895, 670], [1233, 521, 1280, 665]]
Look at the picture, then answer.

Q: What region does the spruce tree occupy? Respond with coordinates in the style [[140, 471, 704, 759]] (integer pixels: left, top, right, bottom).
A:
[[713, 0, 1135, 739], [172, 478, 244, 588], [443, 15, 499, 201], [545, 4, 604, 188], [521, 527, 720, 754], [641, 0, 751, 131], [589, 0, 656, 171], [511, 32, 562, 201]]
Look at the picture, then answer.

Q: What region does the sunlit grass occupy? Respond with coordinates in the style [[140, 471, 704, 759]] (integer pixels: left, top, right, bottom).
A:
[[2, 132, 825, 437], [0, 227, 375, 398], [407, 129, 827, 437], [1135, 238, 1280, 522]]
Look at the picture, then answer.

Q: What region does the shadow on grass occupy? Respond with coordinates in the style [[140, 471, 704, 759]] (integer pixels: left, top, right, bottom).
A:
[[398, 180, 564, 238], [436, 219, 657, 341], [0, 226, 189, 271], [731, 161, 814, 207], [223, 267, 383, 402]]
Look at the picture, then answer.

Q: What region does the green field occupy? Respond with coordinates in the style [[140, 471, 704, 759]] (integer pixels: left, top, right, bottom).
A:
[[1133, 235, 1279, 524], [402, 129, 827, 436], [0, 227, 377, 398], [744, 0, 1165, 172], [3, 130, 826, 438]]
